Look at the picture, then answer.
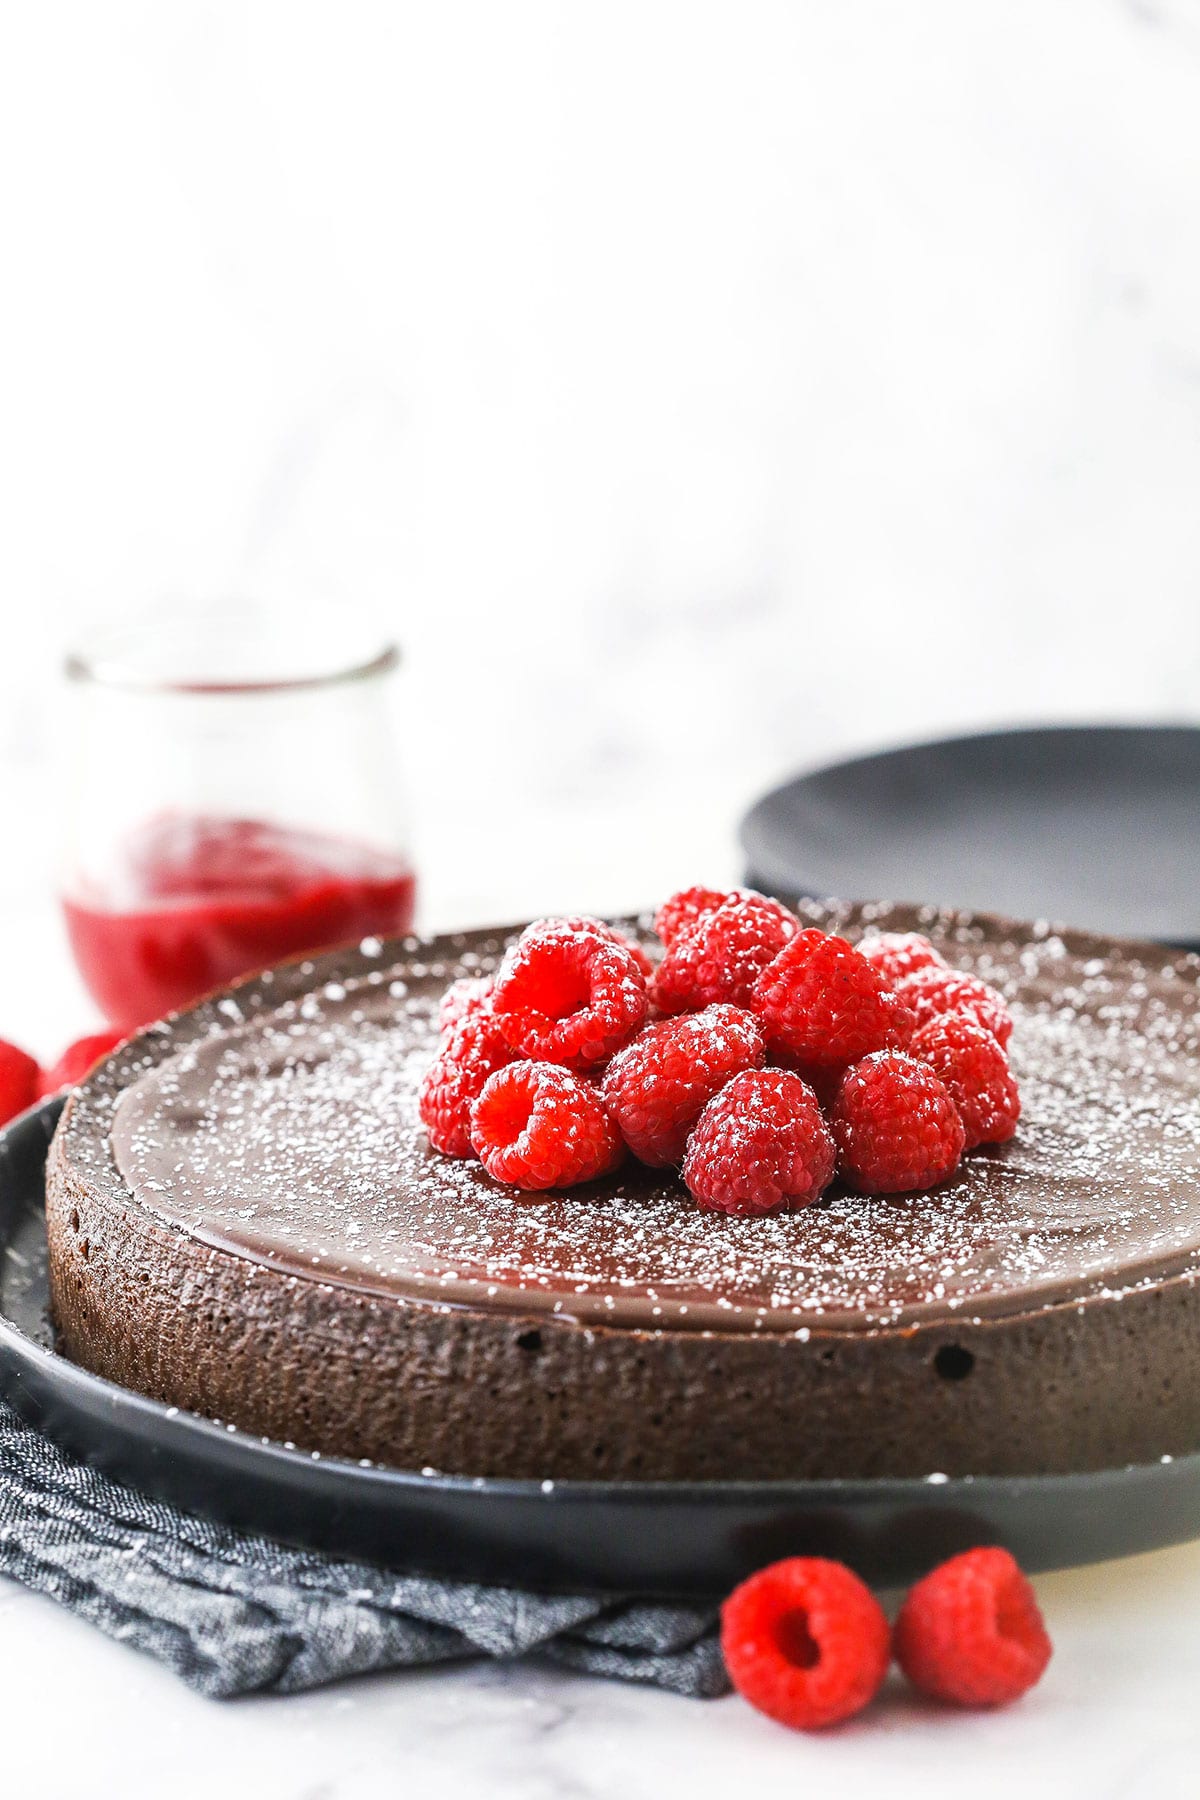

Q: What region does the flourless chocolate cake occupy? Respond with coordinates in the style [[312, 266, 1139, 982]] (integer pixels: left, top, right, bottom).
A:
[[45, 900, 1200, 1480]]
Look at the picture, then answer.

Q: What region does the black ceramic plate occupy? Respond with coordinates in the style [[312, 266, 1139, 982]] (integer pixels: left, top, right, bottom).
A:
[[741, 725, 1200, 948], [2, 1103, 1199, 1595]]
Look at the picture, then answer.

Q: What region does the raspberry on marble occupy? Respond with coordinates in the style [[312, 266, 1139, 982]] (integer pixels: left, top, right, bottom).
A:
[[894, 1547, 1052, 1708], [721, 1557, 892, 1731], [0, 1038, 41, 1125]]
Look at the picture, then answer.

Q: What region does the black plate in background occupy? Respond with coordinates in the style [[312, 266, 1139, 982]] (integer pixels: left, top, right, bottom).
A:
[[740, 725, 1200, 948], [2, 1102, 1199, 1595]]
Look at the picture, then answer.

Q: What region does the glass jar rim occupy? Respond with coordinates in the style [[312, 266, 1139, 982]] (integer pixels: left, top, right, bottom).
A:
[[65, 609, 401, 697]]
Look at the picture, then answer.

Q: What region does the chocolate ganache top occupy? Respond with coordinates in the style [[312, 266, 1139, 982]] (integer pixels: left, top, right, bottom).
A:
[[97, 902, 1200, 1336]]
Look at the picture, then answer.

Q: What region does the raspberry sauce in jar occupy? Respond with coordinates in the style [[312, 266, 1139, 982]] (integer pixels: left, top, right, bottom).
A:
[[64, 814, 417, 1027], [62, 607, 416, 1027]]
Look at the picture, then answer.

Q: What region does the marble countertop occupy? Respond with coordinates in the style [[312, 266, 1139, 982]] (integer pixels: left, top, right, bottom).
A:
[[4, 1535, 1200, 1799]]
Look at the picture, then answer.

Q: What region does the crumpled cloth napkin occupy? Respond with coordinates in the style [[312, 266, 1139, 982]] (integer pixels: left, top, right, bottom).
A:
[[0, 1398, 726, 1699]]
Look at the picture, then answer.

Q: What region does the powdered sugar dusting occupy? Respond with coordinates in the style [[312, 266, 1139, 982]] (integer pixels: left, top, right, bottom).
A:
[[94, 903, 1200, 1336]]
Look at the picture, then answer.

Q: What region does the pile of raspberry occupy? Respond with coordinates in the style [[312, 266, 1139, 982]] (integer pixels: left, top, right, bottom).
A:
[[419, 889, 1021, 1209]]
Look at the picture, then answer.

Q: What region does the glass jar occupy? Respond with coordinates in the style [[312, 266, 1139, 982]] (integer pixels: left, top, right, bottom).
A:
[[60, 601, 416, 1027]]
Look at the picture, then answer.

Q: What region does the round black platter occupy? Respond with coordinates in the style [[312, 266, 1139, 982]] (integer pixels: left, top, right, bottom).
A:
[[3, 1103, 1199, 1596], [740, 724, 1200, 949]]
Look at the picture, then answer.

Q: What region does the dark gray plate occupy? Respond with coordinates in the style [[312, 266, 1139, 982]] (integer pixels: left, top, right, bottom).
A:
[[2, 1100, 1198, 1596], [741, 725, 1200, 948]]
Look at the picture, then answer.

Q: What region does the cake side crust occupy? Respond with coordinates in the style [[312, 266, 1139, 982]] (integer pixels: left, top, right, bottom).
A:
[[45, 1114, 1200, 1480]]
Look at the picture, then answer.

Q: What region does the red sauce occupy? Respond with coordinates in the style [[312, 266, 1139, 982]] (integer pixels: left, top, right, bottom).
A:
[[63, 814, 417, 1027]]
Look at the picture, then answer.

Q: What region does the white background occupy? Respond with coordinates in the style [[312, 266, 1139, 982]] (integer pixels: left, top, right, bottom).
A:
[[3, 3, 1200, 1793], [6, 1, 1200, 982]]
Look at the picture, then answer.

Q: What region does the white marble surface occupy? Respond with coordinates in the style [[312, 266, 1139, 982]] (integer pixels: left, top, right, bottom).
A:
[[4, 1530, 1200, 1799], [7, 1, 1200, 925], [5, 0, 1200, 1792]]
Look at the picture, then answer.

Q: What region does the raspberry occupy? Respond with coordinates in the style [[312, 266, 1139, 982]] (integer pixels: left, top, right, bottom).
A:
[[0, 1039, 41, 1126], [653, 894, 797, 1015], [682, 1068, 835, 1216], [721, 1557, 892, 1731], [470, 1060, 624, 1189], [654, 886, 734, 949], [551, 916, 655, 980], [832, 1050, 965, 1194], [439, 976, 496, 1036], [911, 1016, 1020, 1150], [601, 1004, 765, 1167], [418, 1012, 511, 1157], [493, 922, 648, 1071], [752, 929, 913, 1073], [39, 1030, 127, 1097], [901, 966, 1013, 1049], [857, 931, 946, 987], [894, 1547, 1052, 1708], [762, 1044, 844, 1111]]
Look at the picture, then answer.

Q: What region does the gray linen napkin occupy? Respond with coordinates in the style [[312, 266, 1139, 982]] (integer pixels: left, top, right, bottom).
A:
[[0, 1398, 726, 1699]]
